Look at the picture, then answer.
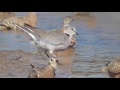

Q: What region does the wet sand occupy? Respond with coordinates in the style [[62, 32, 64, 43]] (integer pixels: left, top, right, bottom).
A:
[[0, 49, 73, 78], [0, 50, 44, 78]]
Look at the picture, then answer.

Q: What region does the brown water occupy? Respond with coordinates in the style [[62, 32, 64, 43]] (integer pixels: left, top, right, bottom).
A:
[[0, 12, 120, 78]]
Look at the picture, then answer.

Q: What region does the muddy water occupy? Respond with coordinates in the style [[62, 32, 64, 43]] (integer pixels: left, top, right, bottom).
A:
[[0, 12, 120, 78]]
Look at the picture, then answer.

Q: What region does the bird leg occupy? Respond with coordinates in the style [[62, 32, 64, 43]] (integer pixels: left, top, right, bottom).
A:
[[49, 50, 56, 58], [45, 52, 50, 58], [51, 53, 56, 58]]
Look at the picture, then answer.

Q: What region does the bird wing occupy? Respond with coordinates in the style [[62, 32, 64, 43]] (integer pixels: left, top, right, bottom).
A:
[[23, 24, 66, 46], [13, 23, 66, 46], [23, 26, 66, 46], [39, 30, 66, 46]]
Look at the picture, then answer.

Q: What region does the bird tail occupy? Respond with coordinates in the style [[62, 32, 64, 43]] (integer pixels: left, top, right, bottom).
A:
[[13, 22, 34, 33], [12, 22, 40, 43], [24, 23, 39, 30], [30, 64, 35, 68]]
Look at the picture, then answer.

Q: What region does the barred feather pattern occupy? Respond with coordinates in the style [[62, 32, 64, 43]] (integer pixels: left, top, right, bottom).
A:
[[28, 58, 57, 78], [107, 59, 120, 74], [1, 16, 25, 29], [0, 12, 37, 29], [28, 65, 55, 78]]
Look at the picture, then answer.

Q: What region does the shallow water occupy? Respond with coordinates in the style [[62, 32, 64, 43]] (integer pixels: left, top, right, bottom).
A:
[[0, 12, 120, 78]]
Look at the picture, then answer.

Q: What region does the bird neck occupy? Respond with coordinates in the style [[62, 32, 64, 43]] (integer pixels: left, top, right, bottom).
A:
[[49, 63, 57, 69], [63, 23, 69, 27]]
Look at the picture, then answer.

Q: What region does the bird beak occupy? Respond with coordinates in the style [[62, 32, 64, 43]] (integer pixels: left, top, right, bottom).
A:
[[105, 61, 111, 66], [76, 32, 79, 35], [56, 60, 62, 65]]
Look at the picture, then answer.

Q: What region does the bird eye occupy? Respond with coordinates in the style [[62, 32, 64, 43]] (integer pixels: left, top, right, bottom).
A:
[[51, 58, 54, 61]]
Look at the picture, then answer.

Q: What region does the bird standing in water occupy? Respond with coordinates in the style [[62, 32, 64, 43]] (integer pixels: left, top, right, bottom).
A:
[[60, 18, 76, 47], [13, 23, 78, 58]]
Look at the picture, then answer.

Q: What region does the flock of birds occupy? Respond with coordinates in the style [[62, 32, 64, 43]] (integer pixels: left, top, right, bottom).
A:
[[0, 12, 120, 78]]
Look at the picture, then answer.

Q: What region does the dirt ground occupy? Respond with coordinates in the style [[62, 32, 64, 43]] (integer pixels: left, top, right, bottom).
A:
[[0, 49, 51, 78], [0, 49, 73, 78]]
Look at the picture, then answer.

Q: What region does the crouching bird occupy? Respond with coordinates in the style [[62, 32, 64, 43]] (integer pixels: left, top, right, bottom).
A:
[[28, 58, 58, 78], [101, 58, 120, 78], [0, 12, 37, 30]]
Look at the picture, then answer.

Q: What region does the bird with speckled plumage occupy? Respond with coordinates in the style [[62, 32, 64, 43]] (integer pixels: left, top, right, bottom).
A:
[[0, 12, 37, 30], [101, 58, 120, 78], [28, 58, 58, 78]]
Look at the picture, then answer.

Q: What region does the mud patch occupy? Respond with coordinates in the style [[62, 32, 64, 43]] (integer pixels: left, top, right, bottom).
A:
[[0, 49, 49, 78]]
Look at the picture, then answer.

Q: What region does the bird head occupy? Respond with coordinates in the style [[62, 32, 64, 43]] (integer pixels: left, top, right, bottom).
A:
[[63, 26, 78, 37], [49, 58, 58, 68], [63, 18, 73, 25]]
